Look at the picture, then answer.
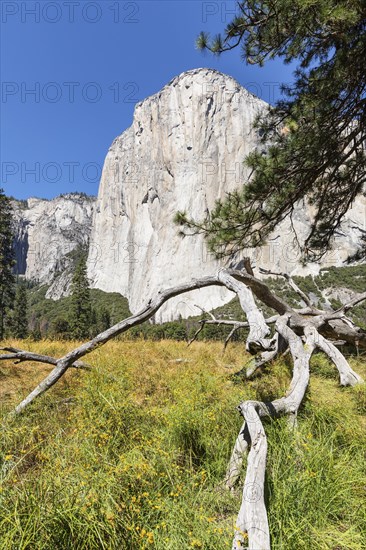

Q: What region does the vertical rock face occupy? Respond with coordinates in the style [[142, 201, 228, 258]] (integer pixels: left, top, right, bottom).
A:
[[12, 68, 366, 319], [12, 194, 96, 299], [87, 68, 268, 321], [87, 67, 365, 321], [13, 210, 29, 275]]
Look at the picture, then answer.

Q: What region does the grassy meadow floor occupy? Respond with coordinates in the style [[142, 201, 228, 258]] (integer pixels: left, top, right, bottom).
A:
[[1, 339, 366, 549]]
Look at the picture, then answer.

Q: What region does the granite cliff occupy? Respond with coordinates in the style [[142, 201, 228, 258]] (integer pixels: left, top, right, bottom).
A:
[[12, 69, 365, 320], [87, 68, 268, 321], [12, 193, 96, 299], [86, 68, 366, 321]]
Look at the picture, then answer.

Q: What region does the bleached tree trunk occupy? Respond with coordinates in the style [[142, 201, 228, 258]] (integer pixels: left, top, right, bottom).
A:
[[225, 421, 249, 491], [217, 270, 272, 352], [233, 405, 269, 550]]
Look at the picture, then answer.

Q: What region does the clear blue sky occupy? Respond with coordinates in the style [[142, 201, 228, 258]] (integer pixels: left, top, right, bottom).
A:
[[1, 1, 293, 200]]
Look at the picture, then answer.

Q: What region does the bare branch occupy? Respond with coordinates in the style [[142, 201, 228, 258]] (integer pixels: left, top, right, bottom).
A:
[[259, 267, 313, 307], [187, 323, 205, 346], [10, 268, 365, 415], [13, 275, 224, 414], [227, 268, 295, 317], [233, 404, 270, 550], [311, 329, 363, 385], [246, 348, 278, 378], [223, 324, 240, 351], [0, 349, 90, 370], [193, 303, 216, 320], [327, 291, 366, 316], [199, 315, 279, 328]]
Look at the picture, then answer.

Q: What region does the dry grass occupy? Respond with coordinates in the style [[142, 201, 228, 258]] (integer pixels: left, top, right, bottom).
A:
[[1, 339, 365, 549]]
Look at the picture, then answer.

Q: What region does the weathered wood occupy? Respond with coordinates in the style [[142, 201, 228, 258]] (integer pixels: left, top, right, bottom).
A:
[[7, 267, 364, 416], [311, 329, 363, 386], [0, 348, 90, 369], [14, 269, 272, 413], [3, 265, 364, 549], [245, 345, 279, 379], [234, 403, 269, 550], [227, 268, 295, 316], [223, 324, 240, 350], [217, 270, 272, 352], [188, 315, 279, 348], [225, 422, 249, 490], [227, 268, 366, 348], [259, 267, 313, 308], [232, 321, 317, 549]]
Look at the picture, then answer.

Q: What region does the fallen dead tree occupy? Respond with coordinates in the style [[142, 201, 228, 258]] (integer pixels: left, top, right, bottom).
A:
[[1, 263, 365, 549]]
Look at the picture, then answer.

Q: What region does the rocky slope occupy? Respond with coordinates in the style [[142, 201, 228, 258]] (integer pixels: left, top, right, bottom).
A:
[[12, 193, 96, 299], [87, 68, 366, 321]]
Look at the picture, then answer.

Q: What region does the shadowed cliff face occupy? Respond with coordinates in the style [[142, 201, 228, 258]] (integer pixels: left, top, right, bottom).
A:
[[11, 194, 96, 299], [13, 216, 29, 275]]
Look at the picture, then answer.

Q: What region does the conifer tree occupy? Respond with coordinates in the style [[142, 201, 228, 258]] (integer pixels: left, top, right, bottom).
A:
[[90, 308, 98, 337], [12, 282, 28, 339], [0, 189, 15, 339], [70, 255, 92, 340], [99, 308, 111, 332]]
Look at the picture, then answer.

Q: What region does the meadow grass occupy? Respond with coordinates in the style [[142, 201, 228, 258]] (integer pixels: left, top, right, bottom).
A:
[[1, 340, 365, 549]]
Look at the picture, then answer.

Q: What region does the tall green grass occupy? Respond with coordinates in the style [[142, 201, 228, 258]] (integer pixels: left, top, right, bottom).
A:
[[1, 341, 365, 549]]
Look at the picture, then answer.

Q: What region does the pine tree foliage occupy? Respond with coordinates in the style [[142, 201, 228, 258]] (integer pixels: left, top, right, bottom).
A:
[[0, 189, 15, 339], [70, 255, 92, 340], [98, 308, 111, 333], [12, 282, 28, 339], [178, 1, 366, 261]]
